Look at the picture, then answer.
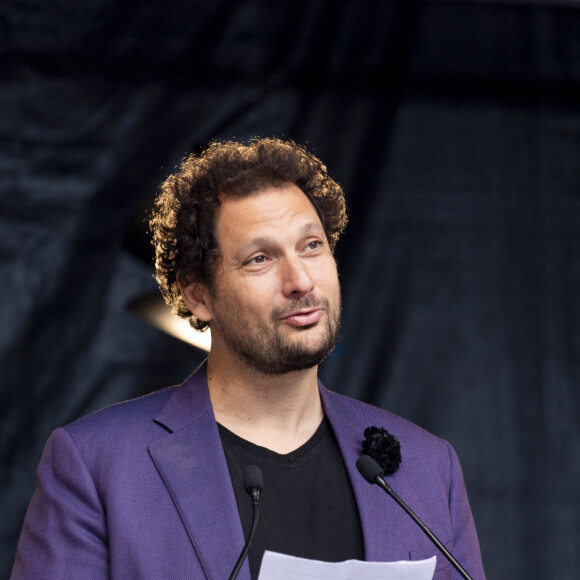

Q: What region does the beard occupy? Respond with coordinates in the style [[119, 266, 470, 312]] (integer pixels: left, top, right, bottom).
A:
[[209, 293, 341, 376]]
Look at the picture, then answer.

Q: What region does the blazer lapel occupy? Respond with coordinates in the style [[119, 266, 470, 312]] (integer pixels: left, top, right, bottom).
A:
[[148, 368, 250, 580], [320, 384, 409, 563]]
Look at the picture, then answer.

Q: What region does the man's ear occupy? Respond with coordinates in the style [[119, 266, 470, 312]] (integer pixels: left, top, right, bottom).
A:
[[179, 280, 213, 323]]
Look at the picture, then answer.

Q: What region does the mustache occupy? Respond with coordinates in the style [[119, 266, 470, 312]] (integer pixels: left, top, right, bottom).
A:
[[272, 295, 328, 320]]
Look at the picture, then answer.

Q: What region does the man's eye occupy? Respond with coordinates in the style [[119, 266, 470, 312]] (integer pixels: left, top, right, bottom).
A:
[[248, 255, 266, 264], [307, 240, 322, 250]]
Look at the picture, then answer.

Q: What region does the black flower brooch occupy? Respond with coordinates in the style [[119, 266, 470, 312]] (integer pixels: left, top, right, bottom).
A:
[[361, 426, 402, 475]]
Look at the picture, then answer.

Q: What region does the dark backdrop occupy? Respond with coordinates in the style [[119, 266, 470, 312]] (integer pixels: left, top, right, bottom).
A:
[[2, 1, 579, 578]]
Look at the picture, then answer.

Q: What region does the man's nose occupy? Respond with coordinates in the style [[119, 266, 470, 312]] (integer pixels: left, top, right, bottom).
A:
[[281, 256, 315, 297]]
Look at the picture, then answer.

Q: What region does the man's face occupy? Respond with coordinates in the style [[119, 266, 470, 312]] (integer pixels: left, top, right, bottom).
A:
[[205, 183, 341, 375]]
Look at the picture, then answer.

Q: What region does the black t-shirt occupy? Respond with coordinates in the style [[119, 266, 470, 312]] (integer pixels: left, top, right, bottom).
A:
[[219, 418, 365, 579]]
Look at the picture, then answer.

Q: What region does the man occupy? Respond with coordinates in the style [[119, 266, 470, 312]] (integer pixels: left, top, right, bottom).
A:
[[12, 138, 485, 579]]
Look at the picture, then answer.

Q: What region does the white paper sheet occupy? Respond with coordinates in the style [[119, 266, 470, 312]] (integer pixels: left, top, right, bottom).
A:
[[257, 551, 437, 580]]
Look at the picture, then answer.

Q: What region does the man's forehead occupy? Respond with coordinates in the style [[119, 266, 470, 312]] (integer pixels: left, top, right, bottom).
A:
[[215, 185, 324, 248], [217, 185, 319, 223]]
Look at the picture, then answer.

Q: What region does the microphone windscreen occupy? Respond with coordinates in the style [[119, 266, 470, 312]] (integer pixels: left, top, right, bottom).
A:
[[243, 465, 263, 492], [362, 426, 401, 475], [356, 454, 384, 483]]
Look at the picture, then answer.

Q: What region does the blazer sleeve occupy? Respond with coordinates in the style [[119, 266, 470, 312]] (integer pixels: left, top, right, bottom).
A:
[[445, 440, 486, 580], [11, 427, 109, 580]]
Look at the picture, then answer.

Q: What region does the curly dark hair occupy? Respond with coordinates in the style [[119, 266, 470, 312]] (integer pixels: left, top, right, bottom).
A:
[[150, 137, 348, 331]]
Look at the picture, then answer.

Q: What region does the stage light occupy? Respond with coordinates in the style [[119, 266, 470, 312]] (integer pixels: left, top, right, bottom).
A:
[[128, 294, 211, 352]]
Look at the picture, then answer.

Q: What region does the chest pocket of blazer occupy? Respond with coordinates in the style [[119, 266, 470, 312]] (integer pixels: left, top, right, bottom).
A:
[[409, 537, 453, 579]]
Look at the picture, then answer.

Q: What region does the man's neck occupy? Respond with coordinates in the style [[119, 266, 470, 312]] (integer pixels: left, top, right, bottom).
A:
[[205, 354, 324, 454]]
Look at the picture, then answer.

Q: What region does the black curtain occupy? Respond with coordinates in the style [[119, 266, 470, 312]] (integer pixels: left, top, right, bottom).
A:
[[2, 2, 579, 578]]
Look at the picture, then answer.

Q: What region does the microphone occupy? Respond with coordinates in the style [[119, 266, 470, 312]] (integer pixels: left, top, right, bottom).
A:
[[228, 465, 263, 580], [356, 454, 474, 580]]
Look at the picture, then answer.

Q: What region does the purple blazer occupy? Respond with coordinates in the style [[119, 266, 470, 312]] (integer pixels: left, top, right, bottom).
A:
[[12, 365, 485, 579]]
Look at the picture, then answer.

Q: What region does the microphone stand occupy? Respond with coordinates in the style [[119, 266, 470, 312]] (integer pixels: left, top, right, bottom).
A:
[[357, 455, 474, 580], [229, 467, 262, 580], [374, 475, 474, 580]]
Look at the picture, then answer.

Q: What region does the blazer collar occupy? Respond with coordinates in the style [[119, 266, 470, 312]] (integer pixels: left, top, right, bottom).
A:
[[149, 364, 250, 580], [152, 363, 212, 432], [320, 383, 408, 562]]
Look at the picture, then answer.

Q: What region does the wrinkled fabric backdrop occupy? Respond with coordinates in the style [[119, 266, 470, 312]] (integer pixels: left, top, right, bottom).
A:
[[2, 1, 579, 578]]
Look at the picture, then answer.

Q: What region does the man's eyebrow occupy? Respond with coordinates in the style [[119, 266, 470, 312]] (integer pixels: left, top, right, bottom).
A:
[[299, 221, 325, 236], [233, 236, 276, 262], [233, 222, 326, 262]]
